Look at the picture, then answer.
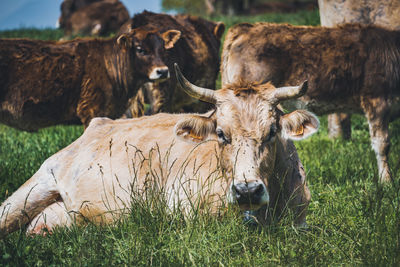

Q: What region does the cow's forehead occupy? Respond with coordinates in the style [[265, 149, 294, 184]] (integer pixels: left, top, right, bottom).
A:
[[128, 27, 160, 42], [215, 85, 276, 111], [215, 88, 278, 136]]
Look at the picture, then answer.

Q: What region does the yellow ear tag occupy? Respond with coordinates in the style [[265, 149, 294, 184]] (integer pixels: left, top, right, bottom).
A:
[[189, 131, 203, 141], [294, 124, 304, 136]]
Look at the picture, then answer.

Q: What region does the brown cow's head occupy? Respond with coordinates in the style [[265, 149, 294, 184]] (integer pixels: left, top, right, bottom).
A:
[[117, 27, 181, 82], [173, 64, 319, 211]]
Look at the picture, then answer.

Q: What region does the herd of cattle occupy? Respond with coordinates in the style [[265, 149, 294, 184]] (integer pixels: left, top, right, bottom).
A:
[[1, 0, 400, 237]]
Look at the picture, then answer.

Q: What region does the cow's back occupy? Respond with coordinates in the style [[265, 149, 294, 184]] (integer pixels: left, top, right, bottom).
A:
[[60, 0, 100, 29], [318, 0, 400, 30], [63, 0, 129, 37], [0, 39, 85, 130], [222, 23, 400, 113], [51, 114, 222, 218]]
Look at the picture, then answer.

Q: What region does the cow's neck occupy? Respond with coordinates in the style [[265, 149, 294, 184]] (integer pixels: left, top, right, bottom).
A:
[[104, 41, 139, 99], [273, 137, 299, 181]]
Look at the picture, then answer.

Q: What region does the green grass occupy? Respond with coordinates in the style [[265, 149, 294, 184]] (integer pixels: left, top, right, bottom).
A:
[[0, 28, 64, 40], [1, 9, 400, 266], [211, 9, 320, 29]]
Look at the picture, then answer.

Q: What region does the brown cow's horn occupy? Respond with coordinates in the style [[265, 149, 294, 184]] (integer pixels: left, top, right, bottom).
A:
[[174, 63, 217, 104], [273, 80, 308, 102]]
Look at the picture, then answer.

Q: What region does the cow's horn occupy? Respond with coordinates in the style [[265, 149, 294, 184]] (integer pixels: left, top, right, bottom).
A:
[[273, 80, 308, 102], [174, 63, 217, 104]]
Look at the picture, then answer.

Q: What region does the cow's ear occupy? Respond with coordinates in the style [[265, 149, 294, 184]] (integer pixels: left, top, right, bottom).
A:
[[214, 22, 225, 40], [280, 110, 319, 140], [174, 115, 216, 143], [162, 30, 181, 49], [117, 34, 130, 48], [91, 23, 102, 35]]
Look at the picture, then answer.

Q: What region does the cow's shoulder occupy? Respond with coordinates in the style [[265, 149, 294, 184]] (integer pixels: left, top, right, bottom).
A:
[[176, 14, 225, 41], [87, 117, 113, 130], [226, 23, 254, 39], [223, 23, 257, 50]]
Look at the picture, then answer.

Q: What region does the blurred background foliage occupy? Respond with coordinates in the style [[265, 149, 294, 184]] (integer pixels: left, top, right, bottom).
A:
[[162, 0, 317, 16]]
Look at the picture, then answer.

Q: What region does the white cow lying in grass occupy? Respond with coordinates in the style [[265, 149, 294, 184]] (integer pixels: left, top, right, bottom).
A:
[[0, 64, 319, 237]]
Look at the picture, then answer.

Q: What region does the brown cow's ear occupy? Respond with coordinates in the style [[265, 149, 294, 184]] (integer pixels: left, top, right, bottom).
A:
[[91, 23, 102, 35], [214, 22, 225, 40], [117, 34, 130, 48], [174, 115, 216, 143], [162, 30, 181, 49], [280, 110, 319, 141]]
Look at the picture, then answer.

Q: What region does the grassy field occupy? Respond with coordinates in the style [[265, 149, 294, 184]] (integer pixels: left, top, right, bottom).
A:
[[1, 9, 400, 266]]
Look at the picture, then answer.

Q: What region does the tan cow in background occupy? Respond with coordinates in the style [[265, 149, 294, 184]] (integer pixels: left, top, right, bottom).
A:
[[318, 0, 400, 139], [221, 22, 400, 183], [0, 65, 318, 237]]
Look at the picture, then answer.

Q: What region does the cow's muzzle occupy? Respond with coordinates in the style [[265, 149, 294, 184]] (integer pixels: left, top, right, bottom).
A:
[[149, 67, 170, 81], [229, 181, 269, 210]]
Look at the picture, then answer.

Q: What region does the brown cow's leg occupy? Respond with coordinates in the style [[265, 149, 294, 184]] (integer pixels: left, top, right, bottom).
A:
[[362, 97, 392, 183], [126, 82, 166, 118], [127, 88, 146, 118], [148, 82, 170, 114], [328, 113, 351, 140]]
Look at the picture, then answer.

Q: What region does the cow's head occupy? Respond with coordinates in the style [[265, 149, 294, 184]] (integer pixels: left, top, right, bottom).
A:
[[117, 27, 181, 81], [173, 64, 319, 211]]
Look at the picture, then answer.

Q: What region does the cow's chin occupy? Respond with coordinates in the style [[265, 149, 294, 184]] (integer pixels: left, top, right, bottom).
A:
[[238, 203, 265, 211], [226, 192, 269, 211], [150, 77, 169, 84]]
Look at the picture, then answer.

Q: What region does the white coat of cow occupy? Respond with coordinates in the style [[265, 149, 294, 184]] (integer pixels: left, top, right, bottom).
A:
[[0, 65, 319, 237]]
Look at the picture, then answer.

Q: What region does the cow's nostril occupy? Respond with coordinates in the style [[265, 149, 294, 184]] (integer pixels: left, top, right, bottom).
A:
[[157, 69, 169, 78], [233, 184, 243, 199], [254, 184, 264, 196], [234, 184, 246, 196], [233, 182, 266, 207]]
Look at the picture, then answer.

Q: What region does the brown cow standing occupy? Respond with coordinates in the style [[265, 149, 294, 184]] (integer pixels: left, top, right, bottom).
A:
[[119, 11, 225, 117], [221, 22, 400, 182], [0, 65, 318, 237], [0, 28, 181, 131], [59, 0, 129, 38], [318, 0, 400, 139]]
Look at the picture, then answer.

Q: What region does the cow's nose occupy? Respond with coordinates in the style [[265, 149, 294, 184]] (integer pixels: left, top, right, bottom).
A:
[[149, 67, 170, 80], [156, 68, 169, 79], [233, 182, 267, 206]]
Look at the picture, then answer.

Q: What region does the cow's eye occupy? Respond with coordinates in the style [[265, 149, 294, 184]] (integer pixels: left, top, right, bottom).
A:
[[136, 46, 146, 55], [216, 127, 230, 144], [266, 124, 277, 142]]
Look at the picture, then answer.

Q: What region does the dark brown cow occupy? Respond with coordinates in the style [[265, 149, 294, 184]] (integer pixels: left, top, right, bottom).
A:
[[0, 28, 181, 131], [318, 0, 400, 139], [59, 0, 99, 29], [119, 11, 225, 117], [59, 0, 129, 38], [221, 22, 400, 182]]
